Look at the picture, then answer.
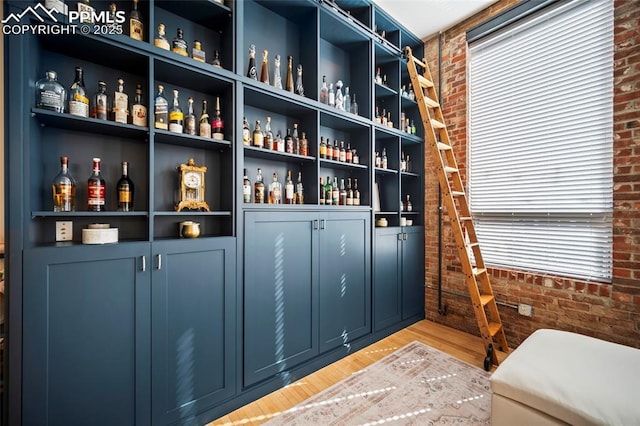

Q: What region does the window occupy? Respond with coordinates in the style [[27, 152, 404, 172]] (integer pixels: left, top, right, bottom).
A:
[[467, 0, 613, 282]]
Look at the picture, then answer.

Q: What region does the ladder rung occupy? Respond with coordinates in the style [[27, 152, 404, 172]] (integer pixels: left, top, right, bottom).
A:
[[437, 142, 452, 151], [418, 75, 434, 88], [479, 294, 494, 307], [423, 97, 440, 108], [430, 119, 445, 129], [488, 322, 503, 337], [451, 190, 465, 196], [459, 216, 473, 222], [443, 166, 458, 174], [409, 55, 427, 69], [473, 267, 487, 276], [467, 242, 480, 249]]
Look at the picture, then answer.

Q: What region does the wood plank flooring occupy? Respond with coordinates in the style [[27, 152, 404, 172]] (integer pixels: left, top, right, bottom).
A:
[[211, 320, 508, 426]]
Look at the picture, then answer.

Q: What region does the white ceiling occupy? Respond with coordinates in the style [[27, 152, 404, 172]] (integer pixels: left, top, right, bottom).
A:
[[372, 0, 497, 40]]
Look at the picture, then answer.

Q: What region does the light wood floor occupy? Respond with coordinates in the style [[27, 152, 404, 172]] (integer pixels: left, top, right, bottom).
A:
[[211, 320, 508, 426]]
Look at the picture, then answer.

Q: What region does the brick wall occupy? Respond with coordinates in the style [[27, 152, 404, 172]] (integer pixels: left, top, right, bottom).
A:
[[422, 0, 640, 349]]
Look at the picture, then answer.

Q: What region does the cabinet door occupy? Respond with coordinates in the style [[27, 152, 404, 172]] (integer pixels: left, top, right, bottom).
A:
[[243, 212, 318, 387], [402, 226, 425, 320], [151, 237, 236, 425], [373, 227, 402, 331], [22, 243, 151, 426], [318, 212, 371, 353]]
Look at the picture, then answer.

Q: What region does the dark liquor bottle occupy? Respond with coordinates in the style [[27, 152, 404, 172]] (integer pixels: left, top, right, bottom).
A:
[[184, 96, 197, 135], [326, 137, 333, 160], [252, 120, 264, 148], [87, 157, 106, 212], [112, 78, 129, 124], [52, 156, 76, 212], [68, 66, 89, 117], [285, 55, 294, 92], [243, 168, 251, 204], [198, 100, 211, 138], [284, 128, 294, 154], [212, 50, 222, 68], [346, 177, 354, 206], [319, 137, 326, 159], [254, 168, 265, 204], [154, 23, 170, 50], [404, 194, 413, 212], [212, 97, 224, 140], [131, 83, 147, 127], [295, 171, 304, 205], [91, 81, 108, 120], [339, 179, 347, 206], [172, 28, 188, 56], [128, 0, 143, 41], [285, 170, 295, 205], [247, 44, 257, 80], [346, 142, 352, 163], [154, 84, 168, 130], [242, 116, 251, 146], [353, 178, 361, 205], [339, 141, 346, 162], [319, 176, 325, 205], [117, 161, 134, 211], [260, 50, 270, 84], [269, 172, 282, 204], [264, 116, 273, 150], [168, 89, 184, 133], [36, 70, 65, 112], [295, 64, 304, 96], [192, 40, 206, 62], [325, 176, 333, 206], [332, 139, 339, 161], [332, 177, 339, 206]]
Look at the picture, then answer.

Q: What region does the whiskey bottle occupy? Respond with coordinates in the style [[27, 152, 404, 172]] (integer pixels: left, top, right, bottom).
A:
[[36, 70, 65, 113], [52, 156, 76, 212], [400, 151, 407, 172], [192, 40, 206, 63], [112, 78, 129, 124], [381, 147, 388, 169], [285, 55, 294, 92], [324, 176, 333, 206], [300, 132, 309, 157], [346, 177, 354, 206], [332, 139, 339, 161], [242, 117, 251, 146], [375, 151, 381, 168], [184, 97, 197, 135], [273, 54, 282, 89], [375, 67, 382, 85], [212, 50, 222, 68], [276, 130, 285, 152], [339, 178, 347, 206], [260, 50, 270, 84], [319, 137, 326, 159], [199, 99, 211, 138], [285, 170, 294, 205], [117, 161, 134, 211], [346, 142, 352, 163], [295, 171, 304, 204], [212, 97, 224, 140], [68, 66, 89, 117], [319, 176, 325, 205], [242, 168, 251, 203], [91, 81, 108, 120], [295, 64, 304, 96], [292, 123, 300, 155], [76, 0, 95, 23], [325, 137, 333, 160], [154, 84, 168, 130], [404, 194, 413, 212], [131, 83, 147, 127], [154, 23, 170, 50], [352, 149, 359, 164], [247, 44, 257, 80], [172, 28, 188, 56], [332, 177, 339, 206], [284, 128, 294, 154], [320, 75, 328, 104], [269, 172, 282, 204], [406, 154, 411, 172], [168, 89, 184, 133], [128, 0, 143, 41], [254, 168, 265, 203], [87, 157, 106, 212], [252, 120, 264, 148], [339, 141, 346, 162], [264, 116, 273, 150], [353, 178, 361, 205]]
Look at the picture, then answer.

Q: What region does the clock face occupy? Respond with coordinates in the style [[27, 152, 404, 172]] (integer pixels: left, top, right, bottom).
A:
[[184, 171, 202, 189]]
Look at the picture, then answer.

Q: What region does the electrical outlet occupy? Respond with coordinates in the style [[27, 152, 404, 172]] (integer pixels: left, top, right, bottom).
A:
[[56, 221, 73, 241], [518, 303, 533, 317]]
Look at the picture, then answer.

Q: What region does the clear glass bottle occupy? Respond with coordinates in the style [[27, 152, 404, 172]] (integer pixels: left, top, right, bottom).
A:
[[36, 70, 65, 113], [328, 83, 335, 107], [192, 40, 206, 63], [212, 96, 224, 140], [295, 64, 304, 96], [199, 99, 211, 138], [87, 157, 106, 212], [52, 156, 76, 212], [154, 84, 168, 130], [247, 44, 257, 80], [168, 89, 184, 133], [112, 78, 129, 124], [242, 116, 251, 146], [285, 55, 294, 93], [131, 83, 147, 127], [154, 23, 170, 50], [117, 161, 134, 211], [381, 147, 388, 169], [273, 54, 282, 89], [375, 151, 381, 168], [269, 172, 282, 204], [335, 80, 344, 110], [184, 96, 196, 135], [254, 168, 265, 204], [319, 176, 325, 205], [128, 0, 143, 41], [285, 170, 295, 205], [91, 81, 108, 120], [264, 116, 273, 150], [400, 151, 407, 172], [260, 49, 270, 84], [375, 66, 382, 84], [68, 66, 89, 117], [276, 130, 285, 152], [320, 75, 328, 104], [325, 176, 333, 206], [350, 93, 358, 115], [252, 120, 264, 148], [295, 171, 304, 205], [242, 168, 251, 203], [344, 86, 351, 113], [172, 28, 188, 56]]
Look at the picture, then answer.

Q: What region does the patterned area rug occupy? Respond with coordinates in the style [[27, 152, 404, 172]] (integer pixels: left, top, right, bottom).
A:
[[264, 341, 491, 425]]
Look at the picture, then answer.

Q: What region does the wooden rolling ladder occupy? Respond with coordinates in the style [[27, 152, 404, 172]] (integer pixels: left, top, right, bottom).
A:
[[404, 47, 509, 369]]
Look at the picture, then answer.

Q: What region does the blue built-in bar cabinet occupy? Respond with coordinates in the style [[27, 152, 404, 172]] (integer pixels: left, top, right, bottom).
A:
[[4, 0, 425, 424]]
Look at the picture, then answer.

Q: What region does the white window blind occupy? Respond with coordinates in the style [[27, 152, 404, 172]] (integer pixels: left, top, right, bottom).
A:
[[468, 0, 613, 282]]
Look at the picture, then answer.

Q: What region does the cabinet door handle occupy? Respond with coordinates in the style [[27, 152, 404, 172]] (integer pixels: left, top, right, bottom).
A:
[[320, 219, 326, 230], [157, 254, 162, 270], [141, 255, 146, 272], [398, 233, 403, 241], [313, 219, 319, 230], [404, 233, 408, 241]]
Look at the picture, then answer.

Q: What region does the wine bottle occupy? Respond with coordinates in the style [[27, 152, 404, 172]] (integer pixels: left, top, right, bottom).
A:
[[117, 161, 134, 211], [243, 168, 252, 204], [68, 66, 89, 117], [199, 99, 211, 138], [285, 170, 294, 205], [212, 97, 224, 140]]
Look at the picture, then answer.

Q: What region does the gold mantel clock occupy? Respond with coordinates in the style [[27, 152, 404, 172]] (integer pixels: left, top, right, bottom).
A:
[[175, 158, 211, 212]]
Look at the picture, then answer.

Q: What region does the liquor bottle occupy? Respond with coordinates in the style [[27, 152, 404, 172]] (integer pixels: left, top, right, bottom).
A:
[[295, 64, 304, 96], [199, 99, 211, 138], [273, 54, 282, 89], [292, 123, 300, 155], [242, 117, 251, 145], [339, 178, 347, 206], [339, 141, 346, 162], [350, 93, 358, 115], [68, 66, 89, 117], [387, 111, 393, 128], [285, 55, 294, 92], [260, 50, 270, 84], [36, 70, 66, 113], [154, 84, 168, 130], [276, 131, 285, 152], [168, 89, 184, 133], [269, 172, 282, 204], [300, 132, 308, 157], [381, 147, 388, 169], [406, 154, 411, 173], [335, 80, 344, 110], [212, 50, 222, 68], [408, 87, 415, 101], [325, 137, 333, 160], [324, 176, 333, 206], [154, 23, 170, 50], [252, 120, 264, 148], [375, 67, 382, 84], [212, 97, 224, 140], [284, 170, 295, 205], [247, 44, 257, 80], [352, 149, 359, 164], [184, 96, 197, 135], [332, 177, 339, 206], [400, 151, 407, 172], [117, 161, 134, 211], [319, 137, 326, 159], [264, 116, 273, 150], [404, 194, 413, 212], [284, 128, 294, 154], [382, 74, 388, 87], [131, 83, 147, 127], [353, 178, 360, 205], [295, 171, 304, 204], [328, 83, 335, 107], [411, 120, 416, 135], [107, 2, 118, 31], [128, 0, 143, 41], [319, 176, 325, 205], [254, 168, 265, 203], [346, 177, 354, 206], [346, 142, 352, 163], [344, 86, 351, 113], [242, 168, 251, 203], [87, 157, 106, 212], [192, 40, 206, 63], [320, 75, 328, 104], [375, 151, 381, 168], [172, 28, 188, 56], [332, 139, 339, 161], [112, 78, 129, 124], [375, 106, 381, 124], [52, 156, 76, 212], [381, 108, 388, 126], [91, 81, 108, 120], [76, 0, 95, 23]]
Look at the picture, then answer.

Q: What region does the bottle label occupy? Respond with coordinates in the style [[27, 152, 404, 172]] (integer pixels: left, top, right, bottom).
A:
[[132, 104, 147, 126], [255, 186, 265, 203], [242, 128, 250, 145], [154, 38, 170, 50], [130, 19, 143, 41], [346, 196, 353, 206], [169, 111, 184, 133], [69, 96, 89, 117], [192, 49, 206, 63], [172, 40, 188, 56], [113, 92, 129, 124], [286, 184, 294, 200], [253, 133, 263, 148], [200, 122, 212, 138], [243, 184, 251, 203], [88, 184, 105, 205], [185, 117, 196, 135], [119, 190, 131, 203], [169, 122, 183, 133], [38, 90, 63, 111]]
